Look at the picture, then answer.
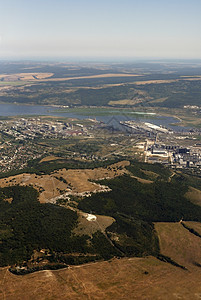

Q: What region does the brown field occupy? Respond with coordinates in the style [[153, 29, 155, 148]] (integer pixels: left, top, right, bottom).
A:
[[39, 156, 62, 163], [39, 73, 141, 82], [182, 76, 201, 81], [149, 97, 168, 104], [109, 99, 144, 105], [134, 77, 201, 85], [0, 86, 16, 91], [1, 256, 201, 300], [155, 222, 201, 270], [0, 161, 130, 203], [0, 73, 140, 84], [130, 175, 153, 184], [134, 79, 178, 85], [140, 169, 159, 180], [0, 73, 54, 82], [185, 186, 201, 207]]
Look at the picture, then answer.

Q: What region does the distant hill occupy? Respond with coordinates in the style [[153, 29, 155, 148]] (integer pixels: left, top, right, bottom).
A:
[[0, 61, 201, 108]]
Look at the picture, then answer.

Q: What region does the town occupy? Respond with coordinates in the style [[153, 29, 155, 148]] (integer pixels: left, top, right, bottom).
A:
[[0, 115, 201, 174]]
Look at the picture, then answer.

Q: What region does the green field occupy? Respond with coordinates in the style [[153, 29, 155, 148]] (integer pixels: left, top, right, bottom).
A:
[[53, 106, 158, 117]]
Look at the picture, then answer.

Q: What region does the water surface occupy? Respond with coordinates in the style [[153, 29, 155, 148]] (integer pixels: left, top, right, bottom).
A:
[[0, 103, 187, 132]]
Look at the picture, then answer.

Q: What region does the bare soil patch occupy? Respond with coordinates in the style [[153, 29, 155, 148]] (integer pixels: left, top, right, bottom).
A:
[[3, 198, 13, 204]]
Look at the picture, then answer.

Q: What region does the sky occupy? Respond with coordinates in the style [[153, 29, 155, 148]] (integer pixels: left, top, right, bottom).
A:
[[0, 0, 201, 60]]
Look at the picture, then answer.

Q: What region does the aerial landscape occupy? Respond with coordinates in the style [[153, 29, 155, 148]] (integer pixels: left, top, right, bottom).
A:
[[0, 1, 201, 299]]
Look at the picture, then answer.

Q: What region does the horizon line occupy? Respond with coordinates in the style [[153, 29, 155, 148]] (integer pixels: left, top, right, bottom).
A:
[[1, 56, 201, 63]]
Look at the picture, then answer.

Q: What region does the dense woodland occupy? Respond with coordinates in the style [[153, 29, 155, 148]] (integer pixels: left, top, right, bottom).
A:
[[0, 185, 120, 267], [78, 174, 201, 222], [0, 186, 78, 265]]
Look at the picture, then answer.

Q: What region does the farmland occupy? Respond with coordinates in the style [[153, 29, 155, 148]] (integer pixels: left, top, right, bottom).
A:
[[0, 61, 201, 108]]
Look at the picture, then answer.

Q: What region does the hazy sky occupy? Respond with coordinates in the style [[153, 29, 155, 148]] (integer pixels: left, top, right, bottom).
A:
[[0, 0, 201, 59]]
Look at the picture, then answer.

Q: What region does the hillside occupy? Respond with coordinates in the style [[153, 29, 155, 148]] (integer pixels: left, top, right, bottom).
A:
[[155, 222, 201, 270], [1, 160, 201, 298], [0, 161, 201, 270], [1, 257, 201, 300]]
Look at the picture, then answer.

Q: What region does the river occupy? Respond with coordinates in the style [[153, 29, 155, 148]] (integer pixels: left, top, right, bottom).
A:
[[0, 103, 187, 132]]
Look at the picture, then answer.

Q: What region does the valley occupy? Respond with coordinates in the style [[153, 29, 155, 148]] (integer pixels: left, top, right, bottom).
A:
[[0, 61, 201, 299]]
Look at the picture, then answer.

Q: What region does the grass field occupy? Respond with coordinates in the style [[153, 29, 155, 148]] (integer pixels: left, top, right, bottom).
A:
[[73, 214, 115, 236], [53, 106, 158, 117], [1, 256, 201, 300], [185, 187, 201, 207], [183, 221, 201, 236], [155, 222, 201, 270], [0, 161, 130, 203], [1, 219, 201, 299]]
